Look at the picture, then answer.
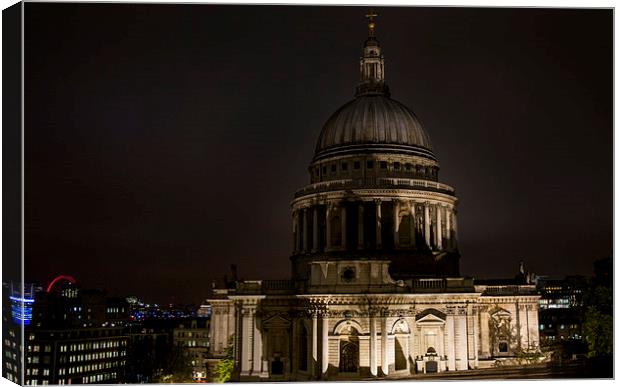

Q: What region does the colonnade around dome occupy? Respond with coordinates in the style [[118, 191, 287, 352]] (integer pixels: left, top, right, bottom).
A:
[[291, 195, 458, 257]]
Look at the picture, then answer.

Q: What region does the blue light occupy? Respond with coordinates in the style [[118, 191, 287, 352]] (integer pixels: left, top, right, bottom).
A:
[[9, 296, 35, 303], [10, 296, 35, 326]]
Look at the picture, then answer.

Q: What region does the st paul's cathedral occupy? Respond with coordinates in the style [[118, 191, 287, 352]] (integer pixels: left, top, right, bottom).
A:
[[208, 13, 540, 381]]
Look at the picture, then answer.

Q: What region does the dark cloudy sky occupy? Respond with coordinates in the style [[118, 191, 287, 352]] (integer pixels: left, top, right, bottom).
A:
[[23, 4, 612, 304]]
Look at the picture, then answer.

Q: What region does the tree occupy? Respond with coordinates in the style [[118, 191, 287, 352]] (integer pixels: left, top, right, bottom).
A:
[[214, 335, 235, 383], [160, 343, 194, 383], [582, 285, 613, 358]]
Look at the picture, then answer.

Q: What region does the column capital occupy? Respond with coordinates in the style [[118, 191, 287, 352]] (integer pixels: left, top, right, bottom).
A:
[[369, 306, 389, 317]]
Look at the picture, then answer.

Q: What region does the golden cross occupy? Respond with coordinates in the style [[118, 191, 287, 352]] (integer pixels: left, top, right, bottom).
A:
[[365, 10, 378, 23], [365, 10, 378, 36]]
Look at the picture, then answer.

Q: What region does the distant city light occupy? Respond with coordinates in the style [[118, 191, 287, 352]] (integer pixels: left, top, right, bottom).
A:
[[10, 296, 35, 325]]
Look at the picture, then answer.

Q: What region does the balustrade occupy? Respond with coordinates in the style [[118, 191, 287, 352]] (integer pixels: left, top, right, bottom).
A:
[[294, 177, 455, 197]]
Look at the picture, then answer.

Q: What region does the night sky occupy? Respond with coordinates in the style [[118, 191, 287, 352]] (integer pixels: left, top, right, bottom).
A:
[[24, 4, 612, 304]]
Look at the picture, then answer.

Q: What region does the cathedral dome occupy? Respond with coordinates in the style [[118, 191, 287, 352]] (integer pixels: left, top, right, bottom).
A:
[[313, 94, 435, 161]]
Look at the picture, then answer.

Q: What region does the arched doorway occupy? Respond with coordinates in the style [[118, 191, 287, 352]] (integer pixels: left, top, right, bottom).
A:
[[392, 319, 410, 372], [336, 324, 360, 374]]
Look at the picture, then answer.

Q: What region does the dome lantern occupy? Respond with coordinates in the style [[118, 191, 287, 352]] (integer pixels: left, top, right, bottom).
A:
[[357, 11, 389, 97]]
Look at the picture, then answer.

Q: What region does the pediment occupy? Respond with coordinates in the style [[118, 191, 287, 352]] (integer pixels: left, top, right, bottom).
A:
[[415, 308, 447, 321], [415, 313, 445, 324], [262, 314, 292, 330]]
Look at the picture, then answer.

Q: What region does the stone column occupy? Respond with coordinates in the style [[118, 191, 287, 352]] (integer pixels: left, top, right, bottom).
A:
[[518, 302, 530, 350], [455, 313, 468, 371], [393, 201, 400, 249], [369, 313, 378, 376], [292, 210, 298, 254], [312, 313, 318, 378], [472, 308, 479, 368], [381, 316, 389, 376], [375, 199, 382, 249], [357, 204, 364, 250], [326, 205, 332, 251], [341, 205, 347, 250], [435, 324, 446, 360], [446, 314, 456, 371], [445, 206, 451, 250], [252, 314, 262, 375], [302, 208, 308, 253], [312, 207, 319, 252], [240, 308, 253, 376], [452, 210, 458, 246], [480, 309, 490, 358], [436, 205, 443, 250], [409, 202, 416, 248], [321, 314, 329, 377], [424, 203, 430, 248], [527, 304, 539, 350]]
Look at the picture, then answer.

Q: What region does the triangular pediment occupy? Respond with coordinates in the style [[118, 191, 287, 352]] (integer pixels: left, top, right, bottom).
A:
[[262, 314, 292, 329], [415, 308, 447, 321], [416, 313, 445, 324]]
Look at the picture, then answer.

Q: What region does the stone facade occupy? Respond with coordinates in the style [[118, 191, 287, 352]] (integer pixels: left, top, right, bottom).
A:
[[207, 14, 540, 381], [209, 262, 539, 381]]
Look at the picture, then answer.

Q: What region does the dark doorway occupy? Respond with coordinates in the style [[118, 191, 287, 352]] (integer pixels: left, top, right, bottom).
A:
[[339, 341, 359, 373], [426, 360, 438, 373], [299, 325, 308, 371], [395, 338, 407, 370], [271, 357, 284, 375]]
